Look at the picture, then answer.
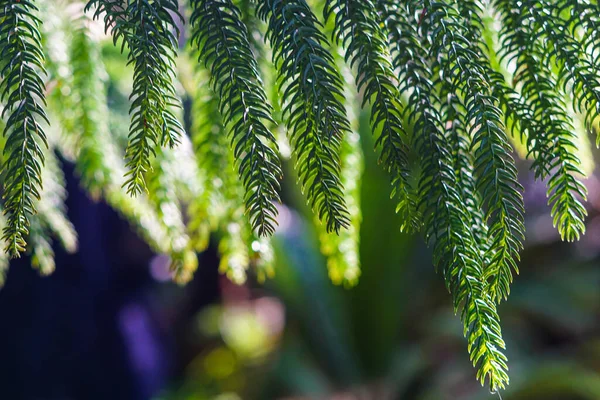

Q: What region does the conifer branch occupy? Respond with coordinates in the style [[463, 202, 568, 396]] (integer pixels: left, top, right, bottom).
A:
[[559, 1, 600, 100], [315, 60, 363, 287], [122, 0, 183, 195], [190, 0, 282, 236], [381, 3, 509, 390], [257, 0, 350, 233], [70, 14, 117, 198], [85, 0, 184, 195], [188, 62, 264, 283], [425, 0, 525, 304], [67, 12, 172, 253], [0, 0, 49, 257], [439, 81, 491, 257], [324, 0, 420, 233], [529, 0, 600, 142], [495, 0, 587, 244], [41, 1, 78, 156]]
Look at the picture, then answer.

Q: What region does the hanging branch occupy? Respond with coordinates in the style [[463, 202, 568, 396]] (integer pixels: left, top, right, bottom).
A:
[[380, 1, 509, 390], [190, 0, 282, 236], [495, 0, 587, 247], [257, 0, 350, 233], [85, 0, 183, 195], [0, 0, 50, 257], [423, 0, 525, 304], [324, 0, 420, 233]]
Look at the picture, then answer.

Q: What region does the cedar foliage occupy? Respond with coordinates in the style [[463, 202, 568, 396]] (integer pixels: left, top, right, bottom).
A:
[[0, 0, 598, 391]]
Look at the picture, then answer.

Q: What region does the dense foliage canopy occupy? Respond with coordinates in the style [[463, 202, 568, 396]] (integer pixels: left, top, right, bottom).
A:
[[1, 0, 598, 392]]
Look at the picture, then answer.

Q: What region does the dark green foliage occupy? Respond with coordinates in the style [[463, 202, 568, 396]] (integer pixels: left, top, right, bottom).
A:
[[552, 0, 600, 136], [381, 2, 508, 390], [257, 0, 350, 233], [122, 0, 183, 194], [85, 0, 183, 195], [0, 0, 49, 257], [424, 0, 525, 305], [190, 0, 282, 236], [189, 64, 270, 283], [324, 0, 420, 234], [495, 0, 587, 245]]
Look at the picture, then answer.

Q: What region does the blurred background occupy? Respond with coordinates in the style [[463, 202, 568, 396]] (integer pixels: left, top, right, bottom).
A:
[[1, 20, 600, 400]]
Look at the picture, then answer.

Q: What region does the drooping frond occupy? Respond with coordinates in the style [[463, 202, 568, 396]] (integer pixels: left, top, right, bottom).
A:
[[439, 80, 491, 258], [554, 0, 600, 135], [423, 0, 525, 304], [387, 17, 474, 264], [188, 60, 270, 283], [257, 0, 350, 233], [419, 83, 509, 393], [190, 0, 282, 237], [381, 4, 509, 391], [0, 0, 49, 257], [495, 0, 587, 246], [315, 61, 363, 287], [0, 118, 76, 277], [67, 12, 172, 252], [121, 0, 183, 194], [85, 0, 184, 195], [324, 0, 420, 234], [446, 0, 525, 302], [420, 0, 491, 256]]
